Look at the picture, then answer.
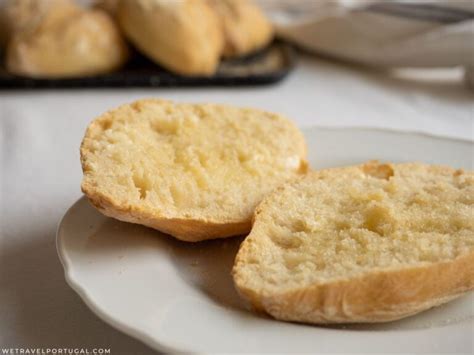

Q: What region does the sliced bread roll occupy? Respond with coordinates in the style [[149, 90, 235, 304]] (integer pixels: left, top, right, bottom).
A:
[[81, 99, 307, 242], [233, 161, 474, 323]]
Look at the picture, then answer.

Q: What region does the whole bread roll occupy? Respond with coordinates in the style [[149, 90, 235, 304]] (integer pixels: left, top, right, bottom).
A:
[[5, 0, 129, 78], [116, 0, 223, 76], [1, 0, 77, 39], [207, 0, 273, 57]]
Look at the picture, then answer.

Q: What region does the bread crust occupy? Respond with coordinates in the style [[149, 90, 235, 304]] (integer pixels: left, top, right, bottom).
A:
[[6, 3, 129, 78], [207, 0, 273, 57], [234, 237, 474, 322], [233, 162, 474, 323], [82, 182, 251, 242], [116, 0, 223, 75], [1, 0, 78, 40], [81, 99, 308, 242]]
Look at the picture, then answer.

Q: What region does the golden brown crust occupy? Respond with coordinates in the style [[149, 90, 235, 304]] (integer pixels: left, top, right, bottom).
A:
[[93, 0, 119, 15], [117, 0, 223, 75], [207, 0, 273, 57], [6, 4, 129, 78], [0, 0, 79, 40], [82, 181, 251, 242], [234, 242, 474, 322]]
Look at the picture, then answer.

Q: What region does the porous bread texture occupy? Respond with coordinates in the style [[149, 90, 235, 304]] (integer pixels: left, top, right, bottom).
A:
[[233, 161, 474, 323], [81, 99, 308, 242]]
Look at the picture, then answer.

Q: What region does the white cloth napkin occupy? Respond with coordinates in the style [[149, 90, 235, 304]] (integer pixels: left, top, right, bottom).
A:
[[259, 0, 474, 87]]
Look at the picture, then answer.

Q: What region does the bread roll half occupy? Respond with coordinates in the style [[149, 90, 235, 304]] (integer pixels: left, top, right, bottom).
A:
[[81, 99, 307, 241], [233, 161, 474, 323]]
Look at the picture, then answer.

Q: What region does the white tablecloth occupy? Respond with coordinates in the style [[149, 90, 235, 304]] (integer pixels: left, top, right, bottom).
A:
[[1, 54, 473, 354]]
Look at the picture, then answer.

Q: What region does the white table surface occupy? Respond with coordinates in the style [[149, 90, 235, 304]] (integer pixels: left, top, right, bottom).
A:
[[1, 53, 473, 354]]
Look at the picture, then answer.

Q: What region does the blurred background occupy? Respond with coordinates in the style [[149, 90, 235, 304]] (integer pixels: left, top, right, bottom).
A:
[[1, 0, 473, 88]]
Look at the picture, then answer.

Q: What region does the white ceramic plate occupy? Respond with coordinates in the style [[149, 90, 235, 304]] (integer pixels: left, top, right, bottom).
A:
[[57, 127, 474, 354]]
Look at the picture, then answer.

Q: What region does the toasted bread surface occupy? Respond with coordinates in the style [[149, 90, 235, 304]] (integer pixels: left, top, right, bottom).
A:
[[233, 161, 474, 323], [81, 99, 307, 241]]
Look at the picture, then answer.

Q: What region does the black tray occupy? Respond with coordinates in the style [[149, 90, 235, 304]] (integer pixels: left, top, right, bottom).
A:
[[0, 42, 294, 89]]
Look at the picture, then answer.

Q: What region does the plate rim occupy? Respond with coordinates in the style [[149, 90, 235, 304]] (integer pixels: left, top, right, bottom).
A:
[[57, 197, 189, 354]]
